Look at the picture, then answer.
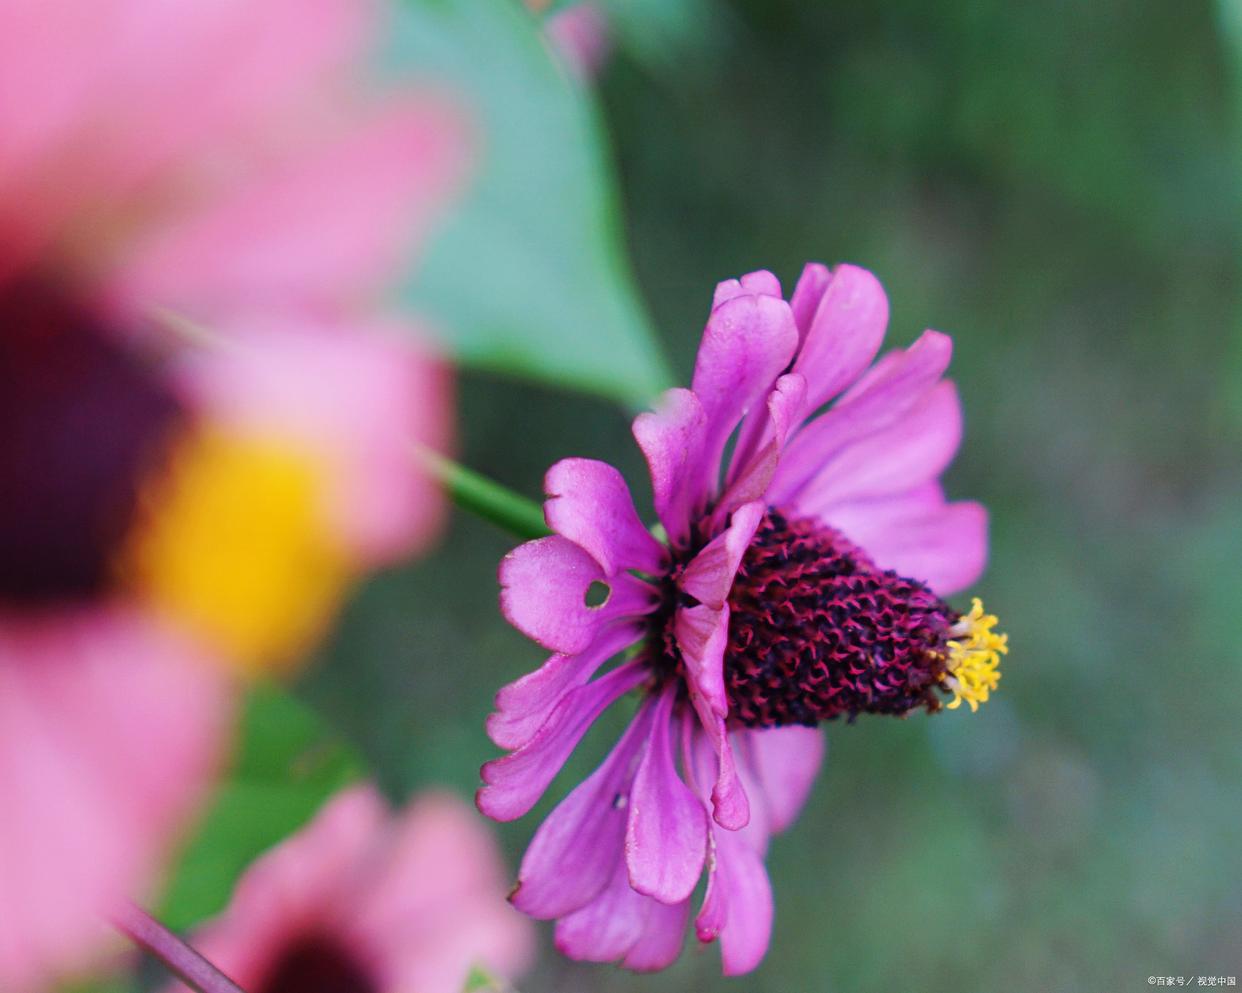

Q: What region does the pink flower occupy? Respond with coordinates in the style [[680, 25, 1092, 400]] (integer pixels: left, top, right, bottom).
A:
[[166, 786, 535, 993], [545, 4, 611, 79], [0, 1, 468, 988], [479, 264, 1008, 974]]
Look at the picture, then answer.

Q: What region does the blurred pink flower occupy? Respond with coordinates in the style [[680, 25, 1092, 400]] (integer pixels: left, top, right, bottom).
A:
[[479, 264, 1006, 974], [0, 0, 469, 988], [545, 4, 611, 79], [167, 786, 535, 993]]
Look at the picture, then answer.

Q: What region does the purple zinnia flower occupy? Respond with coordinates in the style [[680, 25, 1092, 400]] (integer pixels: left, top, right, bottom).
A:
[[478, 264, 1008, 975]]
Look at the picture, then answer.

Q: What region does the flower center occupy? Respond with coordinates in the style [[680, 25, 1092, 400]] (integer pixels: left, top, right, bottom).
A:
[[257, 931, 379, 993], [0, 273, 183, 605], [654, 509, 1005, 727]]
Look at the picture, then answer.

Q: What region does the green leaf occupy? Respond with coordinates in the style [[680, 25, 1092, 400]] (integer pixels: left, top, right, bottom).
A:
[[390, 0, 674, 407], [157, 684, 364, 930]]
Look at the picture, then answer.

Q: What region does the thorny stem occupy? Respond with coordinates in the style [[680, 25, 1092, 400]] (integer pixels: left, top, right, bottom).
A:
[[413, 444, 550, 541], [112, 903, 247, 993]]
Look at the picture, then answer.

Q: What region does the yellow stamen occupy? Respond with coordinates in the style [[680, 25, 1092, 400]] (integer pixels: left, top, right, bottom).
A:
[[940, 598, 1007, 712], [121, 429, 352, 677]]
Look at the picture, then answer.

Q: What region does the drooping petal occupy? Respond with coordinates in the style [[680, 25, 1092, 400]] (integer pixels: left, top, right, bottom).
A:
[[553, 859, 649, 964], [511, 699, 656, 919], [770, 329, 953, 502], [826, 496, 988, 597], [690, 292, 798, 499], [499, 536, 654, 655], [702, 828, 774, 977], [632, 388, 707, 546], [678, 501, 764, 611], [790, 380, 962, 513], [478, 662, 645, 822], [622, 894, 691, 972], [0, 609, 228, 992], [487, 623, 643, 751], [739, 726, 825, 835], [673, 603, 730, 721], [544, 458, 664, 576], [625, 689, 708, 904], [790, 263, 889, 414]]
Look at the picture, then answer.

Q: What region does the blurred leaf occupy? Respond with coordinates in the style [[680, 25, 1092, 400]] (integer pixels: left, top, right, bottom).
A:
[[391, 0, 673, 407], [158, 684, 364, 930]]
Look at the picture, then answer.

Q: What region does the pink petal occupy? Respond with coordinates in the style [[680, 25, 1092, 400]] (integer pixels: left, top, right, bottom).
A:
[[702, 829, 774, 976], [721, 372, 806, 509], [790, 380, 962, 513], [511, 699, 656, 919], [545, 3, 611, 79], [740, 726, 825, 835], [478, 662, 645, 822], [690, 293, 799, 499], [174, 317, 451, 563], [622, 894, 691, 972], [544, 458, 664, 576], [673, 603, 730, 721], [632, 388, 708, 546], [554, 859, 649, 963], [624, 690, 708, 904], [790, 263, 889, 414], [827, 496, 988, 597], [788, 262, 832, 345], [0, 609, 228, 992], [770, 329, 953, 503], [711, 269, 783, 309], [114, 95, 470, 314], [679, 501, 764, 610], [499, 536, 654, 655], [488, 623, 643, 751]]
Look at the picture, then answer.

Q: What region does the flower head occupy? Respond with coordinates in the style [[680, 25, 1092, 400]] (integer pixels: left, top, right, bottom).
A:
[[0, 0, 467, 987], [166, 786, 535, 993], [479, 263, 1006, 974]]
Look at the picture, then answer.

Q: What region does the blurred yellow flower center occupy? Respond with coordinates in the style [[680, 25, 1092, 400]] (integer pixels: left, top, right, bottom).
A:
[[123, 429, 351, 677], [939, 598, 1007, 712]]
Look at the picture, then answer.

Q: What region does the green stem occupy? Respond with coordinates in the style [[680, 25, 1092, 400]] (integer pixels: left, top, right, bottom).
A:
[[415, 446, 550, 541]]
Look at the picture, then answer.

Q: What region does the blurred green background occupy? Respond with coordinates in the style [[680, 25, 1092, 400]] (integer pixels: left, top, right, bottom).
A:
[[180, 1, 1242, 991]]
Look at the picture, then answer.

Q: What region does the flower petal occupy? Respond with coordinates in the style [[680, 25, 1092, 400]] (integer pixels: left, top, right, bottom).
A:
[[553, 859, 648, 964], [703, 828, 774, 977], [722, 372, 807, 507], [499, 536, 653, 655], [511, 699, 656, 919], [790, 263, 889, 414], [478, 662, 645, 822], [625, 689, 708, 904], [678, 501, 764, 611], [487, 623, 643, 751], [788, 262, 832, 344], [544, 458, 664, 576], [711, 269, 783, 309], [690, 292, 798, 499], [770, 329, 953, 503], [622, 894, 691, 972], [740, 726, 825, 835], [827, 495, 988, 597], [632, 388, 707, 546], [673, 603, 730, 721], [791, 380, 962, 512]]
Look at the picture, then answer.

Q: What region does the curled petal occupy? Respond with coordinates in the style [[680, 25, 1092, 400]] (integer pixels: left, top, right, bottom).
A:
[[499, 536, 653, 655], [544, 458, 664, 576], [698, 828, 774, 976], [711, 269, 782, 309], [478, 662, 645, 822], [678, 501, 764, 611], [625, 690, 708, 904], [673, 604, 730, 721]]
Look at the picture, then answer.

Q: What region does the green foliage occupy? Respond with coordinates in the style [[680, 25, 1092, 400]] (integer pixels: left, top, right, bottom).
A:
[[157, 684, 364, 931], [391, 0, 673, 406]]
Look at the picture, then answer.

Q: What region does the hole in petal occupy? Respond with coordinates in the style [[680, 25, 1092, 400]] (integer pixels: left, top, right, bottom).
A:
[[584, 580, 611, 608]]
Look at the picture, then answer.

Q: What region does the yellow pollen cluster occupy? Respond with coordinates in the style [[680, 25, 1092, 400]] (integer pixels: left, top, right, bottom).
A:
[[121, 429, 352, 677], [941, 598, 1007, 712]]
